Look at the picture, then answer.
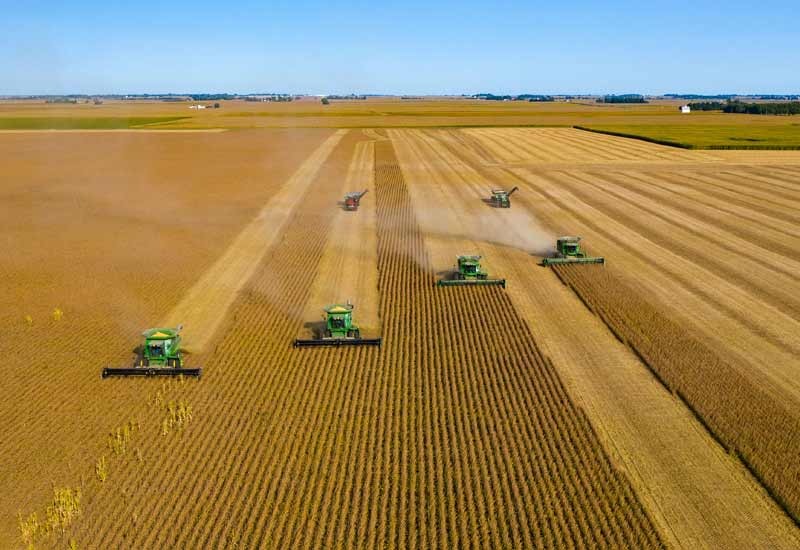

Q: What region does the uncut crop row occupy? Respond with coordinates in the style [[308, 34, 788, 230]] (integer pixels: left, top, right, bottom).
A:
[[67, 134, 664, 549], [553, 263, 800, 523]]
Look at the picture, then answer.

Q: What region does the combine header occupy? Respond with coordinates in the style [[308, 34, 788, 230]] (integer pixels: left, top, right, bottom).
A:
[[103, 325, 201, 378], [437, 255, 506, 287], [488, 187, 519, 208], [294, 303, 381, 347], [541, 236, 605, 266], [343, 190, 368, 211]]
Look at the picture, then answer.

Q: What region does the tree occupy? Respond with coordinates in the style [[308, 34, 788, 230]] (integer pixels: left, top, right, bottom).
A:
[[321, 97, 330, 105]]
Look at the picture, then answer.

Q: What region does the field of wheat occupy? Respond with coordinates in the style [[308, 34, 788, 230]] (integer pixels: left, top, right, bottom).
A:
[[2, 124, 800, 549]]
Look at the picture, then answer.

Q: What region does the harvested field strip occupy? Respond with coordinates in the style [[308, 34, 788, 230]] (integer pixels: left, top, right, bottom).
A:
[[161, 129, 347, 351], [558, 170, 800, 316], [693, 172, 800, 215], [299, 138, 379, 338], [681, 172, 800, 224], [657, 172, 800, 236], [610, 170, 800, 259], [516, 168, 800, 358], [733, 167, 800, 195], [712, 169, 800, 205], [507, 168, 800, 406], [552, 264, 800, 524]]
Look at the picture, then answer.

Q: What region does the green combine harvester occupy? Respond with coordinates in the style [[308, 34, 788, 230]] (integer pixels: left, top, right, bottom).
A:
[[541, 236, 605, 266], [294, 303, 382, 347], [437, 255, 506, 287], [102, 325, 202, 378], [488, 187, 519, 208]]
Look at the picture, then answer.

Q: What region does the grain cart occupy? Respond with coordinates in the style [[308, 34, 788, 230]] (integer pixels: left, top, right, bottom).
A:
[[294, 303, 382, 347], [343, 190, 368, 211], [541, 236, 605, 266], [488, 187, 519, 208], [437, 255, 506, 287], [102, 325, 202, 377]]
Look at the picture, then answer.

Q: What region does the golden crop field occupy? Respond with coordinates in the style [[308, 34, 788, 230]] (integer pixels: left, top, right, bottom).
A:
[[2, 103, 800, 549]]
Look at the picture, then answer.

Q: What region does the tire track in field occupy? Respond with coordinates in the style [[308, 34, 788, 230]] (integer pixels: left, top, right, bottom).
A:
[[608, 170, 800, 257], [719, 168, 800, 198], [160, 129, 347, 352], [558, 170, 800, 318]]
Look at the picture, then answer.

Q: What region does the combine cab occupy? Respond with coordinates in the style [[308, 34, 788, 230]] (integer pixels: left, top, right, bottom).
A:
[[437, 255, 506, 287], [343, 190, 368, 211], [488, 187, 519, 208], [294, 303, 382, 347], [102, 325, 201, 378], [541, 236, 605, 266]]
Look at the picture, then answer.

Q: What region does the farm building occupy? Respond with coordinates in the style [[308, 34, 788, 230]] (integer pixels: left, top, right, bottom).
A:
[[680, 104, 691, 113]]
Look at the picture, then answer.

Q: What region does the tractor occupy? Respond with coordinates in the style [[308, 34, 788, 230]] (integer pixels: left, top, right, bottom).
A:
[[541, 236, 605, 266], [343, 190, 368, 211], [437, 255, 506, 287], [488, 187, 519, 208], [294, 303, 382, 347], [102, 325, 202, 378]]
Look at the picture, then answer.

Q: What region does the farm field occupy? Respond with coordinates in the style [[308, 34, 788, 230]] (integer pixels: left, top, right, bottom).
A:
[[577, 124, 800, 149], [2, 98, 800, 147], [2, 124, 800, 549]]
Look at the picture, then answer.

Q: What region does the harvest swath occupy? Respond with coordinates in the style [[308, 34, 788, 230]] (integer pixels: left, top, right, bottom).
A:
[[2, 111, 800, 549]]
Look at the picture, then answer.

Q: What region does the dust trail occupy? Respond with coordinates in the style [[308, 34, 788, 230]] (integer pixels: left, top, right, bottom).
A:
[[390, 128, 556, 268], [161, 130, 347, 352], [413, 204, 555, 256]]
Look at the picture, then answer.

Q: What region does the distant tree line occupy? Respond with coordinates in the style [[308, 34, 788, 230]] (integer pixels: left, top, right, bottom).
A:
[[597, 94, 648, 104], [689, 100, 800, 115], [669, 93, 800, 100], [326, 94, 366, 100], [473, 93, 554, 101], [687, 101, 726, 111]]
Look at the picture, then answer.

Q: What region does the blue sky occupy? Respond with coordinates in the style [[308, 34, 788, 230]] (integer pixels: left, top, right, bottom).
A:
[[1, 1, 798, 95]]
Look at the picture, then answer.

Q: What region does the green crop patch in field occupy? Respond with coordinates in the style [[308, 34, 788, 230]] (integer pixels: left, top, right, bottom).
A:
[[576, 124, 800, 149], [0, 116, 189, 130]]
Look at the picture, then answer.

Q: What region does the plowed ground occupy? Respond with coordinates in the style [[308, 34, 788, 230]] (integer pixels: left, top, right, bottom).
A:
[[3, 126, 800, 549]]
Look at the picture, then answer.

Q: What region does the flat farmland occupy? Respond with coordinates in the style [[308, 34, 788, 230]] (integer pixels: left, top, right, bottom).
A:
[[2, 124, 800, 549]]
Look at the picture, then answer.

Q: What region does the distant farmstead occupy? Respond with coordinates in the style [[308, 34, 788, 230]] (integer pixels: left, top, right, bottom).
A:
[[680, 105, 691, 114], [189, 104, 207, 110]]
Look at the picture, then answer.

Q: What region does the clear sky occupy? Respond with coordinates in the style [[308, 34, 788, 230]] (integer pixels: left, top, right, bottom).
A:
[[2, 0, 798, 95]]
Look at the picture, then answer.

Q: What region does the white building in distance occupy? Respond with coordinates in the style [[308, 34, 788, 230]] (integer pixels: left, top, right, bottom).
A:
[[680, 105, 691, 114]]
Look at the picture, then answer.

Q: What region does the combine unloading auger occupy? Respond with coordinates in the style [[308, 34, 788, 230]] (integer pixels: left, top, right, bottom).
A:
[[103, 325, 202, 378], [343, 190, 369, 211], [294, 303, 382, 348], [437, 255, 506, 287], [541, 236, 605, 266], [488, 187, 519, 208]]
